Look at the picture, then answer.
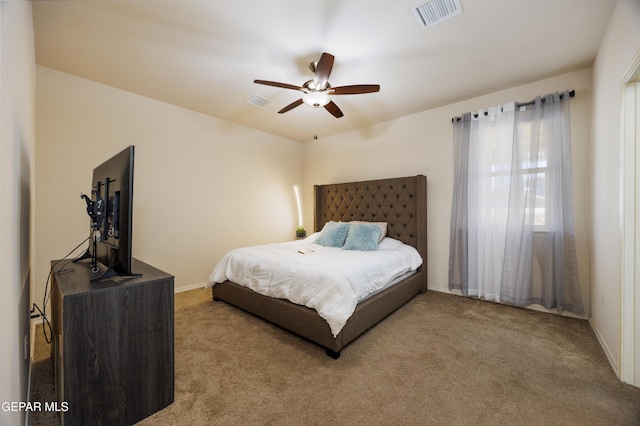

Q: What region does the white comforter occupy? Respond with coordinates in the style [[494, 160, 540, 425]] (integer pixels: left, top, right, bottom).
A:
[[206, 234, 423, 337]]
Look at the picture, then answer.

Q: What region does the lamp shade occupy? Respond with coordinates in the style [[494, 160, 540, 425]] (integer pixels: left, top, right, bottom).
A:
[[302, 91, 330, 107]]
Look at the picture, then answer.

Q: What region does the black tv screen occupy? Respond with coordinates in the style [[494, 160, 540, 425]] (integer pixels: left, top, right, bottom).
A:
[[84, 145, 137, 281]]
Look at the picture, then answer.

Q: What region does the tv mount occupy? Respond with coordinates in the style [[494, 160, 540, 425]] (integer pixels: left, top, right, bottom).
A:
[[81, 189, 105, 232], [76, 178, 141, 282]]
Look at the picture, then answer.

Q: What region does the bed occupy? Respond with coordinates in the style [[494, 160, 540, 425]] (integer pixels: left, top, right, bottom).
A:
[[208, 175, 427, 358]]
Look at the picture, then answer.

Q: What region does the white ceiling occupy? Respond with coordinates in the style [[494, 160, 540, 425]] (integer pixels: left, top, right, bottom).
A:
[[32, 0, 616, 142]]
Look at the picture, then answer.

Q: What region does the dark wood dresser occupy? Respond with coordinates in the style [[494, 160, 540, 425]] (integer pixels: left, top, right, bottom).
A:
[[51, 258, 174, 425]]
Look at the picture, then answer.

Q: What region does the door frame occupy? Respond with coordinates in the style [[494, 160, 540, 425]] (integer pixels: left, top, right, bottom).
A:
[[620, 49, 640, 387]]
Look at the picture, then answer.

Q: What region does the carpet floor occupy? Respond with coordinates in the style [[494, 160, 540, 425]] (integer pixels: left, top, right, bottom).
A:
[[30, 288, 640, 425]]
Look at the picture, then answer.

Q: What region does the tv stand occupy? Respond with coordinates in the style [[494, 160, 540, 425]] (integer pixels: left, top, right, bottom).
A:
[[88, 259, 142, 282], [73, 237, 142, 282], [51, 258, 174, 425]]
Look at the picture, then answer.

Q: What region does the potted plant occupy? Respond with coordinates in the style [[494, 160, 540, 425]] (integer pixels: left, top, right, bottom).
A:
[[296, 226, 306, 239]]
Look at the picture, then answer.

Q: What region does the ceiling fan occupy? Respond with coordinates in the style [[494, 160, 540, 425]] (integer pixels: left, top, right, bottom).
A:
[[254, 52, 380, 118]]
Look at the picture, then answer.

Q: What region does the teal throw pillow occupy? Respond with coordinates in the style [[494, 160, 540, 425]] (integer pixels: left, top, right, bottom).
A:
[[315, 221, 350, 247], [342, 224, 381, 251]]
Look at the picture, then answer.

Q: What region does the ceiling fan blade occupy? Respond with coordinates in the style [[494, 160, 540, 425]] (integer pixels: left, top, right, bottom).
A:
[[278, 99, 304, 114], [324, 101, 344, 118], [254, 80, 303, 91], [313, 53, 334, 89], [331, 84, 380, 95]]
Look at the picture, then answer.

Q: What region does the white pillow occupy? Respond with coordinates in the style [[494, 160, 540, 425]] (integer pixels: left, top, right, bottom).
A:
[[378, 237, 403, 250]]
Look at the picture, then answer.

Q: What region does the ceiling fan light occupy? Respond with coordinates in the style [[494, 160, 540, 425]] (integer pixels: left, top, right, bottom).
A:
[[302, 91, 330, 108]]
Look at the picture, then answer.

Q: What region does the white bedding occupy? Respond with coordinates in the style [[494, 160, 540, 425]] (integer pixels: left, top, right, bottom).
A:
[[206, 233, 423, 337]]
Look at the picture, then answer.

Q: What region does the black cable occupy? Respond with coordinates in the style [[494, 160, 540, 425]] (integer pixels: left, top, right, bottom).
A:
[[34, 234, 92, 344]]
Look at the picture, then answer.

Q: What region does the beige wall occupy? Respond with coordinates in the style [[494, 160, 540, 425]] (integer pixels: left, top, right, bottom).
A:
[[590, 0, 640, 374], [303, 68, 593, 318], [35, 67, 303, 301], [0, 2, 35, 425]]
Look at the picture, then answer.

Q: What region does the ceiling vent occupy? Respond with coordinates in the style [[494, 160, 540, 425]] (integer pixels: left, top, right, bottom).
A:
[[246, 95, 272, 108], [411, 0, 462, 29]]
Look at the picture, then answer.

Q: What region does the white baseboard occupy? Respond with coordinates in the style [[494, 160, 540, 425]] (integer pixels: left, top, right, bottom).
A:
[[174, 281, 208, 293], [589, 317, 619, 377], [427, 284, 452, 294]]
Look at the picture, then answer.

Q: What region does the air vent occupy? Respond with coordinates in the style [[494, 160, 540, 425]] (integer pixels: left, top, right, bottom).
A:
[[411, 0, 462, 29], [246, 95, 272, 108]]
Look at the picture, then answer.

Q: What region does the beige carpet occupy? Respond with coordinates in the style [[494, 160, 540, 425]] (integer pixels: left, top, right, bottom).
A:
[[30, 289, 640, 425]]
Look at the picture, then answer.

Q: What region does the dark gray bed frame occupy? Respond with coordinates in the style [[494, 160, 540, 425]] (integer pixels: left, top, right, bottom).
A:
[[212, 175, 427, 358]]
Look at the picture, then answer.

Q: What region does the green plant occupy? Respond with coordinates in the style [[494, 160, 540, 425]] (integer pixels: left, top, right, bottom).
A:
[[296, 226, 307, 238]]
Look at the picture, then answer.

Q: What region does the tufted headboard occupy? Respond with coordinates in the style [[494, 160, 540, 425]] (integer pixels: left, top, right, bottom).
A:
[[314, 175, 427, 289]]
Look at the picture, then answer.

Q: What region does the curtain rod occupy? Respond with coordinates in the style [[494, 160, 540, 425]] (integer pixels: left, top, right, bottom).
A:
[[451, 90, 575, 123]]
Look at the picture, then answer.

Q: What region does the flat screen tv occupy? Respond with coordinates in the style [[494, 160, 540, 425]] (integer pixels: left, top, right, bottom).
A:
[[78, 145, 140, 282]]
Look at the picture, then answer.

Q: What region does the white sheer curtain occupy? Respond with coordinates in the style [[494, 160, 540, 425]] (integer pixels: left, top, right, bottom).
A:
[[449, 91, 584, 313]]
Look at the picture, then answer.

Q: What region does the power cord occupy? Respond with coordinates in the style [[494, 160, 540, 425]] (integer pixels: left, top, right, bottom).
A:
[[31, 235, 92, 344]]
